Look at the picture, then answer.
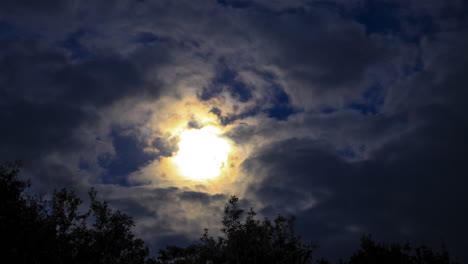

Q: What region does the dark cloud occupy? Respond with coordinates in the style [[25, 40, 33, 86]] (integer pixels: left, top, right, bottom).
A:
[[238, 8, 468, 257], [179, 191, 227, 204], [151, 137, 178, 158], [247, 8, 396, 108], [199, 62, 254, 103], [242, 106, 468, 260], [134, 32, 169, 45], [216, 0, 253, 9], [187, 120, 203, 129], [100, 186, 228, 255], [98, 131, 160, 186], [0, 38, 166, 160], [0, 0, 65, 15]]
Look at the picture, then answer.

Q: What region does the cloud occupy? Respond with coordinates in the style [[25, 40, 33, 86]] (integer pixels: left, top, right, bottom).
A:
[[1, 38, 165, 145], [0, 0, 467, 261], [242, 112, 468, 259], [252, 12, 394, 107], [92, 184, 228, 253]]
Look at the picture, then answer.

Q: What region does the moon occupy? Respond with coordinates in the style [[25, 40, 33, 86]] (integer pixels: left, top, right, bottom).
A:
[[173, 126, 231, 181]]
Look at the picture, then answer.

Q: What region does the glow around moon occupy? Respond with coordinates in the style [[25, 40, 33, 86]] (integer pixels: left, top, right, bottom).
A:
[[173, 126, 231, 181]]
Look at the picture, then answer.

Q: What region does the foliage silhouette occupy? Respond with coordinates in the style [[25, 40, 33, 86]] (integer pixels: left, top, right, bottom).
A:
[[0, 162, 155, 264], [156, 196, 316, 264], [0, 162, 461, 264], [343, 235, 459, 264], [317, 235, 459, 264]]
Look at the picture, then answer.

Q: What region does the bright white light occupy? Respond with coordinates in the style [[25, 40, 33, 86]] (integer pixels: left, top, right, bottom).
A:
[[173, 127, 231, 180]]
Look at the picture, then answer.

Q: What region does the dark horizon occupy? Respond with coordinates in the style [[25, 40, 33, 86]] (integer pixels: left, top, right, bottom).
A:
[[1, 0, 467, 262]]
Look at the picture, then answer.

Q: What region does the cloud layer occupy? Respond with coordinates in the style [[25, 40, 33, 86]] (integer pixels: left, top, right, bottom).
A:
[[1, 0, 467, 261]]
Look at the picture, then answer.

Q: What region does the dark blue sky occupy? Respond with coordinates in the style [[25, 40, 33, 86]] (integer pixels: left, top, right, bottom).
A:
[[1, 0, 468, 262]]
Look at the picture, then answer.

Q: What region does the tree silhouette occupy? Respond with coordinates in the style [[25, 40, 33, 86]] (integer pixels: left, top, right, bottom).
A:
[[0, 162, 461, 264], [343, 235, 459, 264], [0, 162, 155, 264], [156, 196, 460, 264], [0, 161, 54, 263], [156, 196, 315, 264]]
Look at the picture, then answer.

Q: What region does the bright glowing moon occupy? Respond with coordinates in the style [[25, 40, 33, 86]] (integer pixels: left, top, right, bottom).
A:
[[173, 126, 231, 180]]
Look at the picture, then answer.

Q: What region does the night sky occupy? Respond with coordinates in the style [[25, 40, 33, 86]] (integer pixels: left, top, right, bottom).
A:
[[1, 0, 468, 261]]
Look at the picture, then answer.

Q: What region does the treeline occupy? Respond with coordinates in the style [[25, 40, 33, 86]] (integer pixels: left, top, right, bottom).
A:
[[0, 162, 459, 264]]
